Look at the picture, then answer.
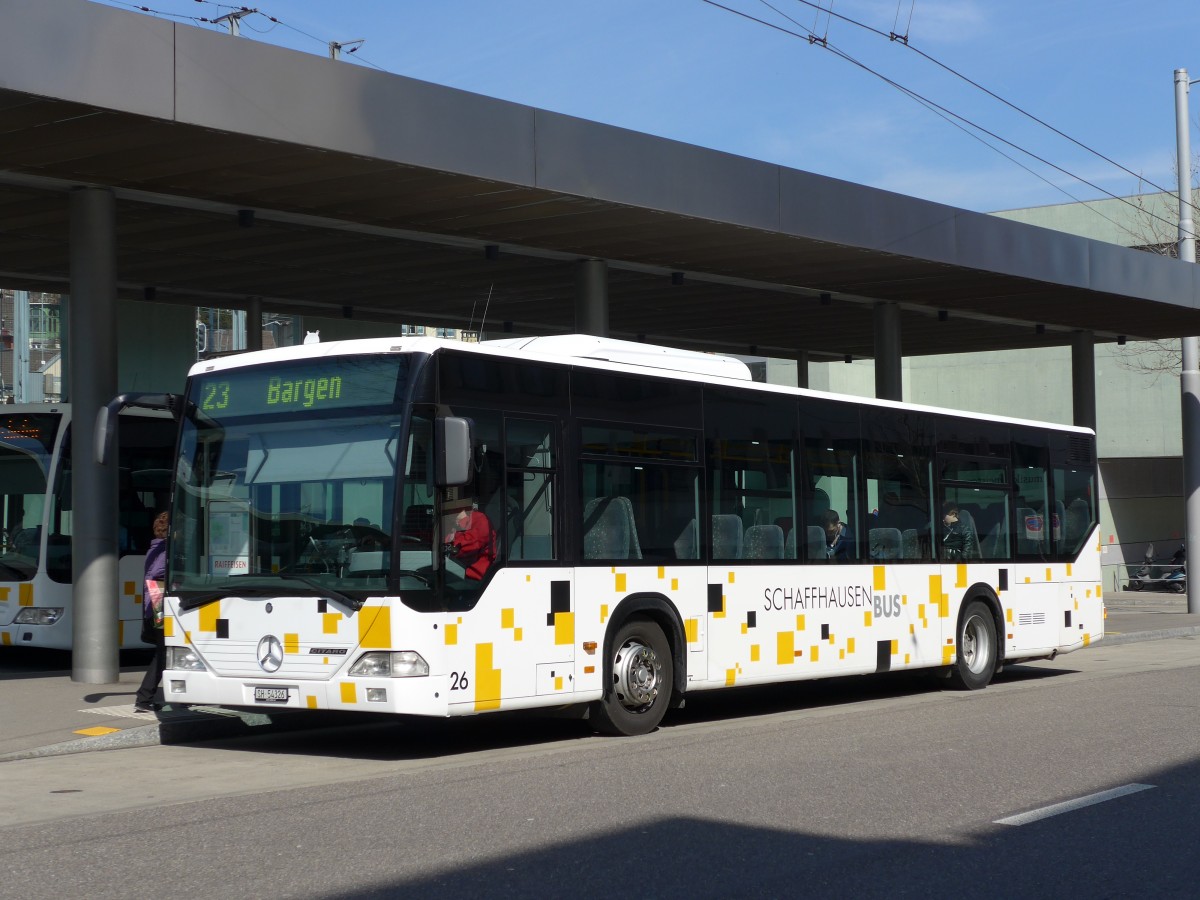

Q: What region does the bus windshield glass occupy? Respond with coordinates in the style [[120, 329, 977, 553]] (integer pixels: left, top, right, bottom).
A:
[[170, 355, 410, 596], [0, 412, 60, 579]]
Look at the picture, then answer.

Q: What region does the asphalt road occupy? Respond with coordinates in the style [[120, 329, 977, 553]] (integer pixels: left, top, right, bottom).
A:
[[1, 636, 1198, 900]]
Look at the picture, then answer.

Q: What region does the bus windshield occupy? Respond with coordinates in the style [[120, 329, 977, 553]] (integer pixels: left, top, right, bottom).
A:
[[170, 355, 410, 598], [0, 415, 60, 580], [0, 412, 60, 580]]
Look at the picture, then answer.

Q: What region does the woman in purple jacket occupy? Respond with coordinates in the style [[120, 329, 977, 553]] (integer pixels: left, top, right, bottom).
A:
[[134, 511, 169, 713]]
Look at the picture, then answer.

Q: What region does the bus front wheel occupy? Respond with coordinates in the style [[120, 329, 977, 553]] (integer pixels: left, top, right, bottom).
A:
[[590, 616, 673, 736], [948, 600, 998, 691]]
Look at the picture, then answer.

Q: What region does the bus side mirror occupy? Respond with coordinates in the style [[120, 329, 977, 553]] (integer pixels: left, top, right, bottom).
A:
[[435, 417, 472, 487]]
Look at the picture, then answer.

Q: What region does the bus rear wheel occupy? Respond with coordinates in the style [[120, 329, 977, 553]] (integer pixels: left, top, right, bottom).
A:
[[948, 600, 997, 691], [590, 616, 673, 736]]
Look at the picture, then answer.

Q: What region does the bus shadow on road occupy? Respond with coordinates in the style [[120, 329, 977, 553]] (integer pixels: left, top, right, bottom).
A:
[[180, 662, 1083, 762], [300, 758, 1195, 900]]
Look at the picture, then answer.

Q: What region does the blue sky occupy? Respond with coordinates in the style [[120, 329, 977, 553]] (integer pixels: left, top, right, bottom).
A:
[[91, 0, 1200, 213]]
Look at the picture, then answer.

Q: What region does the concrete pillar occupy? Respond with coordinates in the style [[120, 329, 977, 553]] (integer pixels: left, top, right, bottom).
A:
[[59, 295, 69, 402], [1070, 330, 1096, 430], [873, 302, 903, 401], [13, 291, 28, 402], [796, 351, 810, 390], [574, 258, 608, 337], [69, 187, 120, 683], [246, 297, 263, 351]]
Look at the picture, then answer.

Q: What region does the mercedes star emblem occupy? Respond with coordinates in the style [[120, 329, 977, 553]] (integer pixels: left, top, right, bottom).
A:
[[257, 634, 284, 673]]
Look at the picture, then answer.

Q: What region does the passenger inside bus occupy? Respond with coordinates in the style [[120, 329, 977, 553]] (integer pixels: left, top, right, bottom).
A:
[[821, 509, 855, 562], [940, 501, 980, 561]]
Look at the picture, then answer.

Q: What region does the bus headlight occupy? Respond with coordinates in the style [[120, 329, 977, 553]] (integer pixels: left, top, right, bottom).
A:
[[165, 646, 207, 671], [14, 608, 63, 625], [348, 651, 429, 678]]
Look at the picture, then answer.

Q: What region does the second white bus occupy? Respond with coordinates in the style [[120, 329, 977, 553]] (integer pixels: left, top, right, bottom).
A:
[[0, 404, 175, 650]]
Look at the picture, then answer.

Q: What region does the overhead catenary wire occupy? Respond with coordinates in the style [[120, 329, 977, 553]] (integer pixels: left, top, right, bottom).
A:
[[701, 0, 1190, 239], [101, 1, 391, 71], [777, 0, 1197, 214], [892, 0, 915, 42]]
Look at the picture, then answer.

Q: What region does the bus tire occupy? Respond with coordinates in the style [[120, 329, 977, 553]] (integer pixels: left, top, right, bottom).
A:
[[590, 616, 673, 736], [948, 599, 997, 691]]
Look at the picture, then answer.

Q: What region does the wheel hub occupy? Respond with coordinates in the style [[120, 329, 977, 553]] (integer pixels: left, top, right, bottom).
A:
[[962, 614, 992, 674], [614, 640, 662, 709]]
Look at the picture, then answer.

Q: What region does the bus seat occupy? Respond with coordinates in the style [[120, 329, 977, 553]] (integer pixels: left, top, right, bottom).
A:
[[811, 488, 830, 519], [711, 514, 743, 560], [1065, 498, 1091, 546], [868, 527, 902, 561], [806, 525, 826, 560], [583, 497, 642, 560], [983, 522, 1007, 559], [743, 524, 784, 560], [673, 519, 698, 560], [902, 528, 921, 559]]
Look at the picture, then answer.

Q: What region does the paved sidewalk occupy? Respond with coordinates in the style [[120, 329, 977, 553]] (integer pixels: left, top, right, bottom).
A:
[[2, 593, 1197, 763], [0, 649, 366, 763]]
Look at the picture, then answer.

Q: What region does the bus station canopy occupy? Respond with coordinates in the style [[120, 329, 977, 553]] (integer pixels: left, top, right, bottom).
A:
[[2, 0, 1200, 361]]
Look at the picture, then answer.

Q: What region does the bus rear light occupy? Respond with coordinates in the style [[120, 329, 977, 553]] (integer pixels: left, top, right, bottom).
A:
[[165, 646, 207, 671], [14, 608, 63, 625], [348, 651, 429, 678]]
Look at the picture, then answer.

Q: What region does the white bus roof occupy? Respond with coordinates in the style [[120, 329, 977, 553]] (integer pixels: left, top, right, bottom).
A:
[[480, 334, 752, 380], [188, 335, 1093, 437]]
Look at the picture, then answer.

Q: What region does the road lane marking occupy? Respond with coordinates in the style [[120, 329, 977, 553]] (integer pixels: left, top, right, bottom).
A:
[[995, 783, 1155, 826]]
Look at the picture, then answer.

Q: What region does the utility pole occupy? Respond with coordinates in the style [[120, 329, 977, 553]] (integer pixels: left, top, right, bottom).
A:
[[1174, 68, 1200, 614], [328, 39, 364, 60], [214, 9, 256, 36]]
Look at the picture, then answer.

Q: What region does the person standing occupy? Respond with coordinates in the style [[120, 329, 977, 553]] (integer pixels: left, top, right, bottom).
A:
[[134, 511, 169, 713], [940, 501, 978, 562]]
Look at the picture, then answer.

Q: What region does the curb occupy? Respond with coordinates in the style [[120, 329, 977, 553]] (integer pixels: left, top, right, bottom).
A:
[[1099, 625, 1200, 647], [0, 707, 275, 763], [0, 707, 373, 763], [4, 628, 1197, 762]]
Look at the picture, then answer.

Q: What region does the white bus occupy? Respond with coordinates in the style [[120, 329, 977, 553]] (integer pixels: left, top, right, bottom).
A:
[[0, 404, 175, 650], [128, 335, 1102, 735]]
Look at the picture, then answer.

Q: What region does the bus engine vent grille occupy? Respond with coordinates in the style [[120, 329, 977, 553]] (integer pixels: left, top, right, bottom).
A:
[[1067, 436, 1094, 464], [1017, 612, 1046, 626]]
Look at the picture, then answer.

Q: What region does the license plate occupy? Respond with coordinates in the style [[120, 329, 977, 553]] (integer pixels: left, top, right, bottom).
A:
[[253, 687, 289, 703]]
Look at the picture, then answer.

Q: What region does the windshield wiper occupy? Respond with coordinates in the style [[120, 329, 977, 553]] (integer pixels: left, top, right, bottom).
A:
[[273, 574, 363, 611], [176, 576, 363, 612], [176, 585, 272, 611]]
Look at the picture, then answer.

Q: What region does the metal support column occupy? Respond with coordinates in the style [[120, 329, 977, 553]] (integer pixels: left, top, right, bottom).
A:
[[12, 290, 28, 402], [1070, 330, 1097, 430], [574, 258, 609, 337], [873, 302, 902, 401], [246, 297, 263, 351], [1174, 68, 1200, 613], [69, 187, 120, 683], [796, 350, 810, 390]]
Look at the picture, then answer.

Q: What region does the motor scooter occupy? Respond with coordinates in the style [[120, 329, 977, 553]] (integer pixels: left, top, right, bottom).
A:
[[1124, 543, 1186, 593]]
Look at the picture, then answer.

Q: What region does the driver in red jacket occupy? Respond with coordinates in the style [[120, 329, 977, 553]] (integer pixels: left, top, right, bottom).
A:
[[443, 506, 496, 581]]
